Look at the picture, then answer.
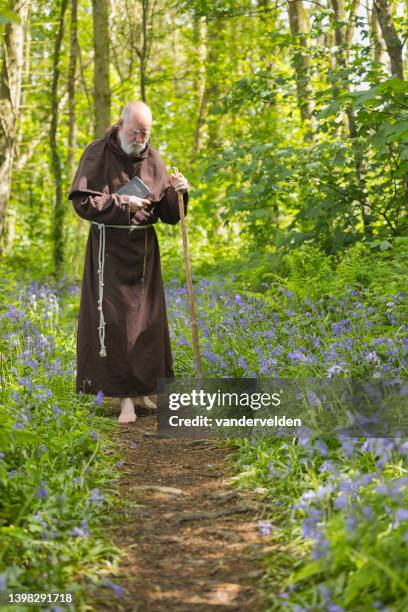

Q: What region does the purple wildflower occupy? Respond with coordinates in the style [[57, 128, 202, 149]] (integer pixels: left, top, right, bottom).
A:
[[395, 509, 408, 522], [327, 365, 344, 378], [346, 515, 357, 532], [0, 574, 7, 593], [95, 390, 105, 404], [69, 526, 88, 537], [315, 440, 329, 457], [361, 506, 373, 519], [37, 482, 48, 500], [257, 520, 272, 536], [90, 488, 106, 506], [334, 494, 348, 510], [101, 580, 125, 598]]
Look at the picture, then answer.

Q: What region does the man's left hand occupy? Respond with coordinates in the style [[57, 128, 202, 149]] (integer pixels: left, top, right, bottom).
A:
[[171, 170, 188, 194]]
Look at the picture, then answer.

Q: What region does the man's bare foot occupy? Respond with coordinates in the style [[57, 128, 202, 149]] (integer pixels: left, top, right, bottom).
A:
[[118, 397, 137, 424], [134, 395, 157, 410]]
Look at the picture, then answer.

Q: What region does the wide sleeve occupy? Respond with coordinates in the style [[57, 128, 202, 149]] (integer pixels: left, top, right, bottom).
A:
[[156, 186, 188, 225], [68, 143, 133, 225], [70, 192, 133, 225]]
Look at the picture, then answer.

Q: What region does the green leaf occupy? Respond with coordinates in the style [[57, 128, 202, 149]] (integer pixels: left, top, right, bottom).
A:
[[349, 86, 379, 105], [289, 559, 324, 583], [0, 7, 21, 24]]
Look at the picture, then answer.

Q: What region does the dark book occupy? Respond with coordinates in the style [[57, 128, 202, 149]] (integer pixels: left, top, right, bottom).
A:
[[117, 176, 151, 199]]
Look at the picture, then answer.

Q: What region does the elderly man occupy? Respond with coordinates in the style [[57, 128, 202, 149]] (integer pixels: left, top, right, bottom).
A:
[[68, 101, 188, 424]]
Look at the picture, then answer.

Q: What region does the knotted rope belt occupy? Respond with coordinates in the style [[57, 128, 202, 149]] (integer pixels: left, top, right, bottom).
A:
[[91, 222, 153, 358]]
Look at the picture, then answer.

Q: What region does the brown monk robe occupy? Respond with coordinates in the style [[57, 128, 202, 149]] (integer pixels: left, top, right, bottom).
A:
[[68, 122, 188, 399]]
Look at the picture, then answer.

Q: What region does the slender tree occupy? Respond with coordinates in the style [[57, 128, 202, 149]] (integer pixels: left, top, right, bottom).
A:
[[330, 0, 373, 235], [192, 14, 207, 157], [370, 0, 387, 66], [287, 0, 314, 131], [0, 0, 29, 246], [67, 0, 78, 181], [205, 15, 224, 149], [138, 0, 150, 102], [92, 0, 111, 137], [373, 0, 404, 79], [330, 0, 357, 136], [50, 0, 69, 273]]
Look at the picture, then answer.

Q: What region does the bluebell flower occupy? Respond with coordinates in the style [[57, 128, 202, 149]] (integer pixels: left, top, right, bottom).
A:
[[315, 440, 329, 457], [37, 482, 48, 499], [95, 390, 105, 404], [319, 460, 337, 474], [257, 520, 272, 536], [0, 573, 7, 593], [101, 580, 125, 598], [319, 584, 331, 600], [311, 532, 330, 559], [69, 525, 89, 538], [334, 494, 347, 510], [90, 488, 106, 506], [395, 508, 408, 522], [327, 365, 344, 378], [346, 514, 358, 532]]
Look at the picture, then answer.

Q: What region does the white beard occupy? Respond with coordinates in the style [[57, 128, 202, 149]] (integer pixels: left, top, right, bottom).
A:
[[118, 129, 147, 155]]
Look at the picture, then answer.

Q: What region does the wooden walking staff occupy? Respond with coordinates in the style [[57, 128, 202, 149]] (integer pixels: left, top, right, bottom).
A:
[[173, 167, 203, 378]]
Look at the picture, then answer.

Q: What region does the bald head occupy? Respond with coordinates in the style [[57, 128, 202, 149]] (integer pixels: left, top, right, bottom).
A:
[[117, 101, 152, 155], [120, 101, 152, 126]]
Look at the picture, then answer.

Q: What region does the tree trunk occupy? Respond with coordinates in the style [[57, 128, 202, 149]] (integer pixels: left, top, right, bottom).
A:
[[67, 0, 78, 182], [373, 0, 404, 79], [139, 0, 149, 102], [287, 0, 314, 134], [330, 0, 357, 136], [0, 0, 29, 247], [205, 16, 223, 149], [192, 15, 207, 157], [92, 0, 111, 138], [50, 0, 69, 274], [345, 0, 358, 53], [370, 0, 387, 66], [331, 0, 372, 235]]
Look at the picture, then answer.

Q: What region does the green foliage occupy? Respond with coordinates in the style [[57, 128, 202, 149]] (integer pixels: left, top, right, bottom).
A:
[[1, 0, 408, 606], [0, 6, 20, 24], [0, 278, 123, 601], [230, 436, 408, 611]]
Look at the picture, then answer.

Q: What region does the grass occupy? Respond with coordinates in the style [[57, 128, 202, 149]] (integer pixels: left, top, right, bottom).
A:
[[1, 242, 407, 611]]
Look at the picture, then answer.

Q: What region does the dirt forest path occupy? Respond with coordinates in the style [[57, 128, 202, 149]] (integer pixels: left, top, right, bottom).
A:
[[92, 403, 277, 611]]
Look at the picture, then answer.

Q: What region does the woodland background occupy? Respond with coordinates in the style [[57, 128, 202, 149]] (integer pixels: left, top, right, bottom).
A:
[[1, 0, 408, 609], [0, 0, 406, 280]]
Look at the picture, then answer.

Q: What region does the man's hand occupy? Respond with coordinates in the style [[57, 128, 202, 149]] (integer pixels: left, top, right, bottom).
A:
[[128, 195, 150, 213], [131, 207, 153, 225], [170, 169, 188, 194]]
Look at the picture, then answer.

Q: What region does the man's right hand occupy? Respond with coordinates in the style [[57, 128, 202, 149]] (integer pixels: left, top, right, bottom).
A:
[[128, 196, 150, 213]]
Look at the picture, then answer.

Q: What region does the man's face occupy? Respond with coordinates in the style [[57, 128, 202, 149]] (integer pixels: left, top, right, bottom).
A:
[[118, 115, 151, 155]]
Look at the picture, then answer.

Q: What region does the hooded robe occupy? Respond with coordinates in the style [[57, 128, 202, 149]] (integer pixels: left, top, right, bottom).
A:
[[68, 123, 188, 397]]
